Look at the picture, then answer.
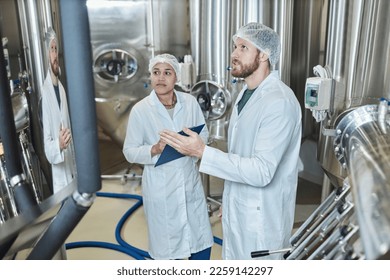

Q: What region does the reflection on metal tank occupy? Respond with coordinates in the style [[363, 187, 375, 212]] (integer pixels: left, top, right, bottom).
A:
[[290, 0, 328, 139], [87, 0, 189, 145], [230, 0, 294, 84], [87, 0, 149, 145], [333, 104, 390, 259], [189, 0, 293, 141], [318, 0, 390, 188], [189, 0, 232, 141]]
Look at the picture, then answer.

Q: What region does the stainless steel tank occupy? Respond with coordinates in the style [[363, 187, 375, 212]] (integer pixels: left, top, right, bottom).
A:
[[305, 0, 390, 259], [290, 0, 329, 139], [230, 0, 294, 84], [189, 0, 294, 141], [333, 104, 390, 259], [87, 0, 190, 145], [189, 0, 232, 141], [318, 0, 390, 188]]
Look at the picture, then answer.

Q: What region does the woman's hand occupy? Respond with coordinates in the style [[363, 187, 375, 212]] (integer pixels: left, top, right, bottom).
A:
[[151, 138, 166, 157]]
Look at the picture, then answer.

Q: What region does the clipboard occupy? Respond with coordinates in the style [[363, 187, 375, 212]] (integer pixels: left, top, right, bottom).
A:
[[155, 124, 205, 167]]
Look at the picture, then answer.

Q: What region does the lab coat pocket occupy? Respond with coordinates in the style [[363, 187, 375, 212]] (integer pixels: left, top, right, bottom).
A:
[[232, 197, 263, 254]]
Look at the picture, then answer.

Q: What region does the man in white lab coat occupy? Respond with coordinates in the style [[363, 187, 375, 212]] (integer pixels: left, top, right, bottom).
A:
[[41, 27, 76, 194], [160, 23, 302, 260]]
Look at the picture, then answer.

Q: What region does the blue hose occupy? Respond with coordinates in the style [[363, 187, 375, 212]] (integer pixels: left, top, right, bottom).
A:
[[66, 191, 222, 259], [65, 241, 144, 260], [97, 192, 151, 258]]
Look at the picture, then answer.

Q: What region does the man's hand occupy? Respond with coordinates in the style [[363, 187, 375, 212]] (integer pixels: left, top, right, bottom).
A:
[[59, 126, 71, 150], [159, 127, 206, 159]]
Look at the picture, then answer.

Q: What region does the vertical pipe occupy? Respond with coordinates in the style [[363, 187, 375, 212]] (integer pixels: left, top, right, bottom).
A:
[[58, 0, 101, 194], [27, 193, 89, 259], [27, 0, 101, 259], [229, 0, 294, 85], [147, 0, 155, 58], [17, 0, 46, 94], [0, 28, 36, 213], [17, 0, 53, 194]]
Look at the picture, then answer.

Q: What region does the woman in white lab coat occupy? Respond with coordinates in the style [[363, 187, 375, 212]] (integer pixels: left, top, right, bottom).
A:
[[41, 28, 76, 194], [123, 54, 213, 260], [160, 23, 302, 260]]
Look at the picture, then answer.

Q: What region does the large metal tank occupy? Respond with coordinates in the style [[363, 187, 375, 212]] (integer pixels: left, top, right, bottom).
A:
[[86, 0, 190, 146], [318, 0, 390, 188], [231, 0, 294, 84], [291, 0, 328, 139], [189, 0, 294, 141], [189, 0, 232, 141]]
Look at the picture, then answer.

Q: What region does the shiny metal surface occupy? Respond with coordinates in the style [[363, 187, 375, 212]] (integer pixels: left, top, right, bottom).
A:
[[189, 0, 232, 141], [230, 0, 293, 84], [2, 0, 389, 260], [287, 182, 352, 258], [87, 0, 189, 145], [290, 0, 328, 138], [318, 0, 390, 188], [11, 90, 29, 132], [191, 80, 231, 121], [189, 0, 293, 141], [334, 104, 390, 259], [0, 147, 19, 223], [17, 0, 54, 200], [0, 180, 76, 257], [190, 0, 231, 87]]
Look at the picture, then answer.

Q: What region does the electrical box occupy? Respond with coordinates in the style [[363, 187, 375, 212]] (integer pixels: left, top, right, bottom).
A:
[[304, 77, 332, 110]]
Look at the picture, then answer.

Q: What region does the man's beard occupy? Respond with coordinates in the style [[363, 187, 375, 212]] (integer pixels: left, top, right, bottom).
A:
[[51, 60, 59, 77], [231, 53, 260, 79]]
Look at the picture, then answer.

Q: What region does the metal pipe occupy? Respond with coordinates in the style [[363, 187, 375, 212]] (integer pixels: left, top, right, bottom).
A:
[[27, 192, 92, 259], [147, 0, 155, 58], [251, 247, 291, 259], [0, 236, 17, 259], [289, 183, 350, 247], [377, 98, 388, 134], [324, 223, 360, 260], [59, 0, 101, 194], [17, 0, 53, 193], [0, 28, 36, 213], [25, 0, 101, 259]]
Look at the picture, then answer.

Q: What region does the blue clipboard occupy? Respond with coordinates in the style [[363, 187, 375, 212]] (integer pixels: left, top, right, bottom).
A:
[[155, 124, 205, 167]]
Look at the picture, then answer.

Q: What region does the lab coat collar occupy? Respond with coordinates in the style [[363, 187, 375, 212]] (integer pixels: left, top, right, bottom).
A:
[[44, 68, 62, 114], [150, 90, 182, 120], [234, 71, 280, 116]]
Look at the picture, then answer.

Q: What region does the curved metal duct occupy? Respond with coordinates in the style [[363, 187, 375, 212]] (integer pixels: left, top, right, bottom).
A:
[[333, 104, 390, 259], [318, 0, 390, 188]]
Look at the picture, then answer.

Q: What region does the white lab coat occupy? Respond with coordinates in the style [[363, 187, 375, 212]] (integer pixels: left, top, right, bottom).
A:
[[200, 71, 302, 260], [123, 90, 213, 260], [41, 69, 76, 194]]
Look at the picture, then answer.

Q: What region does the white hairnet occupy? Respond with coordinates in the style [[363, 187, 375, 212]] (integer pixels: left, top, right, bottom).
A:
[[44, 27, 57, 54], [233, 22, 281, 66], [149, 53, 181, 81]]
